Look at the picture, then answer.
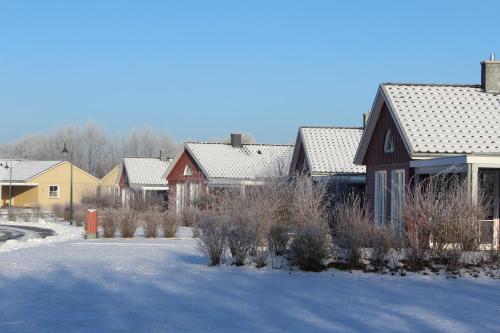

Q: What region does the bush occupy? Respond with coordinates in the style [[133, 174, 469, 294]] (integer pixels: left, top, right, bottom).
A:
[[181, 207, 198, 227], [198, 215, 227, 266], [142, 212, 159, 238], [119, 210, 138, 238], [252, 250, 268, 268], [128, 192, 164, 212], [291, 222, 328, 272], [268, 223, 289, 256], [18, 209, 32, 222], [371, 226, 397, 268], [332, 194, 371, 268], [7, 207, 17, 221], [81, 188, 115, 209], [101, 210, 118, 238], [32, 205, 45, 220], [52, 204, 64, 219], [73, 208, 87, 227], [227, 221, 255, 266], [160, 212, 178, 238]]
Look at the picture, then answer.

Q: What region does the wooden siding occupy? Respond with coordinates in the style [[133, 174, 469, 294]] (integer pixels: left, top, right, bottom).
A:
[[166, 149, 207, 210], [364, 103, 413, 222]]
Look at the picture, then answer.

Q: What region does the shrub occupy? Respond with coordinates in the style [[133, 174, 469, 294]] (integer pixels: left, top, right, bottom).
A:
[[81, 188, 114, 209], [52, 204, 64, 219], [227, 221, 255, 266], [119, 210, 138, 238], [181, 207, 198, 227], [160, 212, 178, 238], [332, 194, 371, 268], [252, 250, 268, 268], [268, 223, 289, 256], [291, 222, 328, 272], [128, 192, 164, 212], [7, 207, 17, 222], [18, 209, 32, 222], [198, 215, 227, 266], [142, 212, 159, 238], [371, 226, 397, 268], [32, 205, 45, 220], [101, 210, 118, 238], [73, 208, 87, 227]]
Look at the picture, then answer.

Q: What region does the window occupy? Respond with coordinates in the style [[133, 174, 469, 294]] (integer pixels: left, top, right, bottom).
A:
[[391, 170, 405, 232], [183, 165, 193, 176], [49, 185, 60, 198], [384, 129, 394, 153], [374, 171, 386, 226], [189, 183, 200, 207]]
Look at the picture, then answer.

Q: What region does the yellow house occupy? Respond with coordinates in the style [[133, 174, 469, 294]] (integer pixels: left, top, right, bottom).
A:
[[0, 160, 102, 208]]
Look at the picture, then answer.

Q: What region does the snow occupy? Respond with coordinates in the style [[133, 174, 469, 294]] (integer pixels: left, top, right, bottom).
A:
[[1, 231, 500, 333]]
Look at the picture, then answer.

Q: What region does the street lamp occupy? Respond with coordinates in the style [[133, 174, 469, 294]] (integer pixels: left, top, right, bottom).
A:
[[1, 162, 13, 207], [62, 143, 74, 226]]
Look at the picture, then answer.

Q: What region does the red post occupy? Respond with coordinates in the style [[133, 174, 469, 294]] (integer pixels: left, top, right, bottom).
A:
[[86, 209, 98, 239]]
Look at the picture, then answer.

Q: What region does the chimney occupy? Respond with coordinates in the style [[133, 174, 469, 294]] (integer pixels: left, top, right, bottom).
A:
[[230, 133, 242, 148], [481, 54, 500, 94], [159, 150, 169, 161], [363, 112, 369, 129]]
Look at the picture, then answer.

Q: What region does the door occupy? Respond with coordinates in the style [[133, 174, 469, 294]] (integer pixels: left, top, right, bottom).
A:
[[479, 170, 499, 249]]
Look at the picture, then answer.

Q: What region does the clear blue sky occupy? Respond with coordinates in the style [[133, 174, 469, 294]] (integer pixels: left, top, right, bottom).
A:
[[0, 1, 498, 144]]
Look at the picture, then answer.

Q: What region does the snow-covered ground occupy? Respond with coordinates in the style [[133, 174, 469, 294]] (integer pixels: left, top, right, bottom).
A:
[[1, 227, 499, 333]]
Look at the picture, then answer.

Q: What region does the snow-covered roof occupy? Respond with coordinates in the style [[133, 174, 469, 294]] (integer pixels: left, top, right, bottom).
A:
[[0, 160, 62, 182], [293, 127, 365, 175], [123, 158, 172, 186], [180, 142, 293, 180], [355, 83, 500, 163]]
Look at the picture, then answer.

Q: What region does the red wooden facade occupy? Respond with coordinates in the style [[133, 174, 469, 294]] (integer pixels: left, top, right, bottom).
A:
[[166, 149, 207, 210], [363, 103, 413, 221]]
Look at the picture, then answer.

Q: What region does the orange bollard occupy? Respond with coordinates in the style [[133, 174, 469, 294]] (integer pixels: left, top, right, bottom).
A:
[[86, 209, 98, 239]]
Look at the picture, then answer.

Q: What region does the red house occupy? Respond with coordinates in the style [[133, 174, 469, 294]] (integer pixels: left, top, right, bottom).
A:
[[165, 134, 293, 213], [354, 56, 500, 247]]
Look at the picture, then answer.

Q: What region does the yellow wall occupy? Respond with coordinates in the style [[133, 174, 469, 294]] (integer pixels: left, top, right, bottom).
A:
[[101, 165, 121, 188], [3, 161, 102, 208]]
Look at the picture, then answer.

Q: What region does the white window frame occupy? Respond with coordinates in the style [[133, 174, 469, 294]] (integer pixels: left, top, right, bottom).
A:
[[384, 129, 395, 153], [374, 171, 387, 226], [183, 165, 193, 176], [48, 185, 60, 199], [391, 169, 405, 233]]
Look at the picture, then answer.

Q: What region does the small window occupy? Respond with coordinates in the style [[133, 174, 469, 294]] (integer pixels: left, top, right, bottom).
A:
[[384, 129, 394, 153], [49, 185, 60, 198], [183, 165, 193, 176]]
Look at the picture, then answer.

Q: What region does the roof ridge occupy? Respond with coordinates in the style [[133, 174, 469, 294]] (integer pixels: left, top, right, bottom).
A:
[[300, 126, 363, 130], [382, 82, 481, 88], [186, 142, 293, 147]]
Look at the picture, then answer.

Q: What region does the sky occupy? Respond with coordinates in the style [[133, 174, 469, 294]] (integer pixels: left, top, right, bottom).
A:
[[0, 1, 498, 145]]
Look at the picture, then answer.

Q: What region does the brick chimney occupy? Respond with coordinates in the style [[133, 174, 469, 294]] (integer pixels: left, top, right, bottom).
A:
[[230, 133, 242, 148], [481, 54, 500, 94]]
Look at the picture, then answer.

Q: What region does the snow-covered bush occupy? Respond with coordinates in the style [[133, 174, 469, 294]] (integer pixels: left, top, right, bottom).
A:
[[198, 215, 228, 266], [119, 210, 138, 238], [7, 207, 17, 221], [332, 194, 371, 268], [101, 210, 118, 238], [371, 225, 398, 268], [268, 223, 289, 256], [160, 212, 178, 238], [291, 222, 328, 272], [142, 212, 159, 238], [227, 219, 256, 266]]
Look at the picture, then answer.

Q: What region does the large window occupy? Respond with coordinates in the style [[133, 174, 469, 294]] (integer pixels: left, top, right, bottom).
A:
[[391, 169, 405, 232], [49, 185, 60, 198], [374, 171, 386, 226]]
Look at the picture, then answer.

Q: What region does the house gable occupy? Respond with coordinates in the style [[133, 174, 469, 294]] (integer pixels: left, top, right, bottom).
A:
[[289, 132, 310, 175], [166, 149, 206, 185], [363, 103, 411, 166]]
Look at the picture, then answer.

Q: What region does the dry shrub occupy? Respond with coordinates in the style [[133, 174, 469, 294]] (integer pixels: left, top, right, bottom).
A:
[[119, 210, 138, 238], [52, 204, 64, 219], [73, 207, 87, 227], [198, 215, 227, 266], [268, 223, 290, 256], [18, 209, 32, 222], [7, 207, 17, 221], [128, 192, 164, 212], [291, 222, 328, 271], [371, 225, 398, 268], [101, 210, 118, 238], [81, 188, 115, 209], [142, 212, 159, 238], [32, 205, 45, 220], [252, 250, 268, 268], [159, 212, 178, 238], [227, 219, 256, 266], [332, 194, 371, 268], [181, 207, 199, 227]]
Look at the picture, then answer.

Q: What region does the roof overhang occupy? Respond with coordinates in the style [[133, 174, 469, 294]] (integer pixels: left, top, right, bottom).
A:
[[0, 182, 38, 186], [310, 174, 366, 182], [354, 85, 414, 165], [410, 154, 500, 174]]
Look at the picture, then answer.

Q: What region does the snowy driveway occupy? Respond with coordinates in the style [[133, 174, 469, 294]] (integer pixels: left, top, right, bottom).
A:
[[0, 236, 499, 333], [0, 225, 54, 242]]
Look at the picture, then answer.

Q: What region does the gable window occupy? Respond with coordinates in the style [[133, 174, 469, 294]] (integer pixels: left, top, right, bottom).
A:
[[391, 170, 405, 233], [183, 165, 193, 176], [384, 129, 394, 153], [374, 171, 387, 226], [49, 185, 60, 198]]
